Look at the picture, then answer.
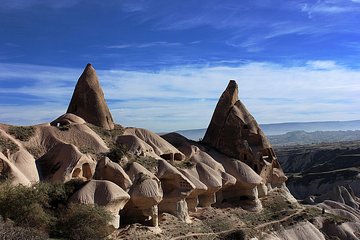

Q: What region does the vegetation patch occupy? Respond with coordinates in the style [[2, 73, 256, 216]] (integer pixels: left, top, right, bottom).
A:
[[87, 123, 124, 146], [173, 159, 195, 169], [0, 180, 112, 240], [0, 136, 19, 155], [106, 144, 127, 163], [8, 126, 35, 142]]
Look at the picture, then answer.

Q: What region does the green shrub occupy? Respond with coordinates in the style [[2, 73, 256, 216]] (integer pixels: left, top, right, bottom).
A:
[[0, 219, 47, 240], [8, 126, 35, 141], [0, 136, 19, 155], [55, 203, 113, 240], [107, 144, 127, 163], [0, 182, 54, 230]]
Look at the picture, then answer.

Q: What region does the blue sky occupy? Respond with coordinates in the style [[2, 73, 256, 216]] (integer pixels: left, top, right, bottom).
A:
[[1, 0, 360, 132]]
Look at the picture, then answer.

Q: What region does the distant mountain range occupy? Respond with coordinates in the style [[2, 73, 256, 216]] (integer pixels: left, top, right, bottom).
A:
[[174, 120, 360, 141]]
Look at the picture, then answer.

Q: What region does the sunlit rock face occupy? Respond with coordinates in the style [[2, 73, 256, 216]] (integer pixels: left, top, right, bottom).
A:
[[67, 64, 115, 130], [203, 80, 287, 187]]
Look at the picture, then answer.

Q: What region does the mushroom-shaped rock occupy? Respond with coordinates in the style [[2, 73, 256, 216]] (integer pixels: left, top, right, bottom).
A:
[[189, 147, 225, 172], [156, 159, 195, 222], [36, 142, 96, 183], [124, 128, 185, 161], [203, 80, 286, 186], [0, 152, 31, 186], [116, 135, 158, 159], [50, 113, 86, 127], [195, 163, 223, 207], [69, 180, 130, 229], [67, 64, 115, 130], [208, 149, 263, 199], [161, 132, 193, 157], [123, 162, 163, 227], [178, 168, 208, 212], [94, 157, 132, 191]]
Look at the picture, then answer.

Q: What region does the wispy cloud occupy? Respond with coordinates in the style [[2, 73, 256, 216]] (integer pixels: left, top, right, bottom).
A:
[[306, 60, 339, 70], [0, 61, 360, 132], [106, 41, 182, 49]]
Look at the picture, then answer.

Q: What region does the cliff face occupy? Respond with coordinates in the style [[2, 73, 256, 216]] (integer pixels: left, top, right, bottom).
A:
[[276, 141, 360, 199]]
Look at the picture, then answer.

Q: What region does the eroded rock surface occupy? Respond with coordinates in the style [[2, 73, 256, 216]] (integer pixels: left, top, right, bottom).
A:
[[67, 64, 115, 130]]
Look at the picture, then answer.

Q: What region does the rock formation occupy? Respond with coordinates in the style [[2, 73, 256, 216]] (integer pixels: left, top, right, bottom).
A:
[[67, 64, 115, 130], [123, 162, 163, 227], [156, 159, 195, 222], [69, 180, 130, 229], [36, 141, 96, 182], [5, 65, 356, 240], [94, 157, 132, 191], [203, 80, 286, 186]]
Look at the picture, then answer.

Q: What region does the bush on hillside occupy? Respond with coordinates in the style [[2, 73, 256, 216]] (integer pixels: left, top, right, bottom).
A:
[[55, 203, 113, 240], [8, 126, 35, 141], [0, 180, 113, 239]]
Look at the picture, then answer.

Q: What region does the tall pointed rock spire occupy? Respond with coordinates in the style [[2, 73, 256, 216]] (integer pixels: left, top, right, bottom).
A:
[[203, 80, 286, 185], [67, 63, 115, 130]]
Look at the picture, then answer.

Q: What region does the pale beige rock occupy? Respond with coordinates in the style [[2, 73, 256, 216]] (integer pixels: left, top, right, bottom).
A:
[[25, 123, 108, 158], [67, 64, 115, 130], [178, 168, 208, 212], [9, 148, 39, 183], [124, 162, 163, 227], [195, 162, 223, 207], [69, 180, 130, 229], [264, 221, 326, 240], [50, 113, 86, 127], [156, 159, 194, 222], [36, 142, 96, 183], [0, 129, 38, 184], [124, 128, 184, 161], [94, 157, 132, 191], [116, 134, 158, 159], [0, 152, 31, 186]]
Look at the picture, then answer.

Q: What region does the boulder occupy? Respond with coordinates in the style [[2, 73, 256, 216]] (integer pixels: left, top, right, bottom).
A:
[[69, 180, 130, 229], [67, 64, 115, 130]]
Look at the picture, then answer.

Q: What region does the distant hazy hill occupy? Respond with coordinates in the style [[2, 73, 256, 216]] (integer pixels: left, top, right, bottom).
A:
[[269, 130, 360, 146], [175, 120, 360, 140]]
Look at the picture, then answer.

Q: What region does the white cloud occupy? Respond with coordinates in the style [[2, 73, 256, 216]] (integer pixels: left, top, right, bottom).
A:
[[306, 60, 339, 69], [106, 42, 182, 49], [0, 61, 360, 132]]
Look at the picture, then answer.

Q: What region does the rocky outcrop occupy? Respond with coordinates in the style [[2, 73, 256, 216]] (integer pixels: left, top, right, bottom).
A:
[[36, 142, 96, 183], [203, 80, 286, 186], [124, 128, 185, 161], [67, 64, 115, 130], [69, 180, 130, 229], [50, 113, 86, 127]]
